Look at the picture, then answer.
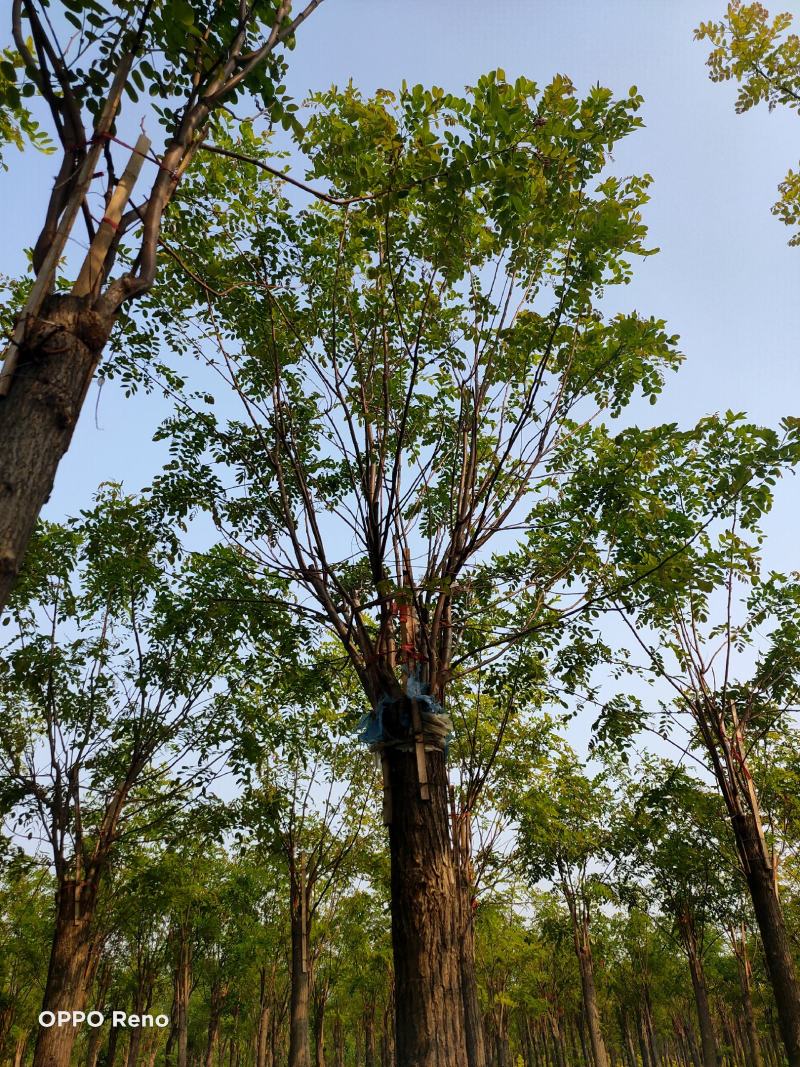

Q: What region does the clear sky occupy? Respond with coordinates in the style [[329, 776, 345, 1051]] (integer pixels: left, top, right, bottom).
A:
[[2, 0, 799, 557]]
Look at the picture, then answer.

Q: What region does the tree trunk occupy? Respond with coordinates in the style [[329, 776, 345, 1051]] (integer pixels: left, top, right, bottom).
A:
[[104, 1023, 121, 1067], [288, 888, 311, 1067], [637, 1011, 653, 1067], [364, 1002, 376, 1067], [13, 1032, 28, 1067], [733, 808, 800, 1067], [644, 995, 660, 1067], [682, 928, 719, 1067], [452, 808, 487, 1067], [734, 939, 765, 1067], [332, 1018, 344, 1067], [380, 1000, 393, 1067], [571, 912, 610, 1067], [313, 986, 325, 1067], [174, 924, 192, 1067], [386, 740, 466, 1067], [256, 971, 272, 1067], [0, 295, 114, 613], [32, 878, 98, 1067], [204, 982, 226, 1067]]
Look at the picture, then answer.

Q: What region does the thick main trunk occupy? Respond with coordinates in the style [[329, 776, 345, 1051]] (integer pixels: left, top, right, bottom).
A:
[[386, 743, 466, 1067], [733, 809, 800, 1067], [288, 905, 311, 1067], [33, 878, 97, 1067], [0, 296, 113, 613]]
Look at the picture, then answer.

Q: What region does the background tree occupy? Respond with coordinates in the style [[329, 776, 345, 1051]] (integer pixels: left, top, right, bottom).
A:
[[0, 488, 286, 1067], [514, 744, 615, 1067]]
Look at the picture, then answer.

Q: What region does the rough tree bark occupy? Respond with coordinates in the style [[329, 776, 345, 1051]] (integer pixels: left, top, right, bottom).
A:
[[385, 735, 466, 1067], [0, 295, 114, 611], [32, 877, 100, 1067]]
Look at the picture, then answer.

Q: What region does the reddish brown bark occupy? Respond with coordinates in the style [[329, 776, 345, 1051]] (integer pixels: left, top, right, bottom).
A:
[[386, 740, 466, 1067]]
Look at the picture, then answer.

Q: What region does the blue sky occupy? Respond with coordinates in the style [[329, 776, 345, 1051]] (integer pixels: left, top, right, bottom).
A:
[[2, 0, 799, 559]]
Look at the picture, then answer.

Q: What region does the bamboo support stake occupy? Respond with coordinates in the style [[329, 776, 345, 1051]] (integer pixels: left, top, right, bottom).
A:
[[299, 853, 308, 975], [0, 55, 135, 396], [401, 548, 430, 802], [381, 751, 393, 826], [73, 133, 151, 299], [409, 696, 430, 802]]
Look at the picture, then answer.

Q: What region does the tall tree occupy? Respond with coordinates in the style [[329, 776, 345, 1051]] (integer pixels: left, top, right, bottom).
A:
[[0, 0, 325, 613], [514, 744, 614, 1067], [579, 414, 800, 1065], [145, 72, 682, 1066]]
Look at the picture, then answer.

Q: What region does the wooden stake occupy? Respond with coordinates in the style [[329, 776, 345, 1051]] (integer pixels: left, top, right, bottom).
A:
[[73, 133, 151, 299], [299, 852, 308, 975]]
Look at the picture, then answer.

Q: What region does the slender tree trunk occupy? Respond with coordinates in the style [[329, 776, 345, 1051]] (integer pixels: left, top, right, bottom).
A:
[[0, 295, 115, 612], [204, 982, 226, 1067], [174, 924, 192, 1067], [13, 1032, 28, 1067], [105, 1024, 121, 1067], [364, 1001, 376, 1067], [681, 925, 719, 1067], [32, 877, 98, 1067], [644, 995, 660, 1067], [126, 974, 154, 1067], [332, 1018, 344, 1067], [256, 970, 272, 1067], [288, 883, 311, 1067], [638, 1011, 654, 1067], [313, 984, 326, 1067], [734, 809, 800, 1067], [385, 737, 466, 1067], [381, 999, 393, 1067], [549, 1016, 567, 1067], [569, 909, 610, 1067], [734, 940, 765, 1067], [452, 806, 487, 1067], [86, 961, 113, 1067]]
